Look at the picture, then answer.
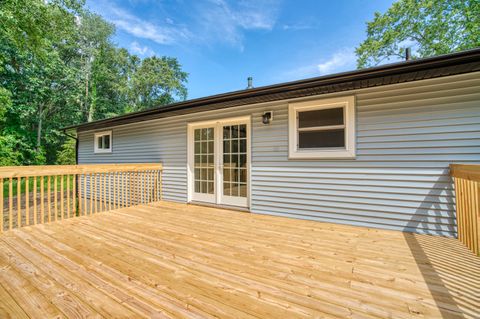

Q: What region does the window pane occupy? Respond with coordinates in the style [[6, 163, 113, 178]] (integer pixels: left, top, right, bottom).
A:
[[223, 182, 231, 196], [239, 125, 247, 138], [232, 125, 239, 138], [194, 129, 201, 141], [223, 126, 230, 139], [239, 184, 247, 197], [200, 128, 207, 141], [231, 169, 239, 183], [208, 182, 214, 194], [298, 129, 345, 148], [223, 154, 230, 165], [206, 128, 213, 140], [104, 135, 110, 149], [239, 154, 247, 168], [232, 154, 239, 168], [97, 136, 103, 149], [239, 169, 247, 183], [207, 168, 214, 180], [298, 107, 343, 128], [239, 139, 246, 153], [223, 168, 230, 182], [223, 140, 230, 154], [207, 155, 214, 165]]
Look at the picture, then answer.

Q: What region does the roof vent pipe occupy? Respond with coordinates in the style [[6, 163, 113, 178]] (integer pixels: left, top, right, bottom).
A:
[[246, 77, 253, 89], [405, 48, 411, 61]]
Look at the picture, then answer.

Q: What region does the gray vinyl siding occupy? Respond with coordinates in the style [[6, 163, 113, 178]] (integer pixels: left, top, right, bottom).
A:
[[78, 72, 480, 237]]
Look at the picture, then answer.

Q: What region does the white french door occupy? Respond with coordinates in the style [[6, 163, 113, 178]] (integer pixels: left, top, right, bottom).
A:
[[188, 117, 250, 208]]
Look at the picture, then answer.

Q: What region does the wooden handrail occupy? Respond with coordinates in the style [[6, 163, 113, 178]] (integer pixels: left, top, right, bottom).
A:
[[1, 163, 162, 232], [0, 163, 162, 178], [450, 164, 480, 256], [450, 164, 480, 182]]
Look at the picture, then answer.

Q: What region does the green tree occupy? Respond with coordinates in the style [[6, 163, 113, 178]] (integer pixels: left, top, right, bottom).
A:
[[56, 138, 76, 165], [0, 0, 189, 165], [356, 0, 480, 68], [75, 12, 116, 122], [0, 0, 83, 164], [131, 56, 188, 111]]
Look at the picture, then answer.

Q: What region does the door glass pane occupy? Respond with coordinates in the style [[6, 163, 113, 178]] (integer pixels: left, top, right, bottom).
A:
[[222, 124, 247, 198], [239, 169, 247, 183], [208, 182, 214, 194], [223, 126, 230, 139], [223, 182, 231, 196], [194, 127, 214, 194], [223, 168, 230, 182], [239, 184, 247, 197]]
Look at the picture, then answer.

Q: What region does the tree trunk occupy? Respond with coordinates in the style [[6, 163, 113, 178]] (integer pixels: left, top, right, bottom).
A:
[[36, 104, 43, 151], [86, 71, 92, 122]]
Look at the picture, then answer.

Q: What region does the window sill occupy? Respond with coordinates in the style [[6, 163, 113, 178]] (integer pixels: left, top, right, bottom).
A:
[[288, 149, 356, 160], [94, 149, 112, 154]]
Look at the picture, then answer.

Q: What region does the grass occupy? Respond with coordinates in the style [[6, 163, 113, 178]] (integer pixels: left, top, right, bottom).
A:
[[2, 175, 75, 198]]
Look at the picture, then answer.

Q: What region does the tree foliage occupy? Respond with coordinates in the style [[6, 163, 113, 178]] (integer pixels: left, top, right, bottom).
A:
[[0, 0, 188, 165], [356, 0, 480, 68]]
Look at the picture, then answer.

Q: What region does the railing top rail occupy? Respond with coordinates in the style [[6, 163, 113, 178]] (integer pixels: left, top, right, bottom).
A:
[[0, 163, 163, 178], [450, 164, 480, 182]]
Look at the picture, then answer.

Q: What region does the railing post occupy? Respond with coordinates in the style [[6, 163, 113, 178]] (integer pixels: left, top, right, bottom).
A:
[[9, 177, 13, 230], [17, 176, 21, 228], [450, 164, 480, 256], [0, 178, 3, 232], [48, 176, 51, 223]]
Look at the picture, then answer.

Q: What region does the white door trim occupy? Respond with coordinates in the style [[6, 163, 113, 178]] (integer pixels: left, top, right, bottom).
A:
[[187, 116, 251, 208], [187, 122, 216, 203]]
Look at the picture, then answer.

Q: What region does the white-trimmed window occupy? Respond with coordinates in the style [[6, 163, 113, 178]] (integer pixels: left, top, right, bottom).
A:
[[94, 131, 112, 153], [288, 96, 355, 159]]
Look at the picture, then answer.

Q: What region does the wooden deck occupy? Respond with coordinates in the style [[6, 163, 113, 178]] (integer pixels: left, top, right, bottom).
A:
[[0, 201, 478, 318]]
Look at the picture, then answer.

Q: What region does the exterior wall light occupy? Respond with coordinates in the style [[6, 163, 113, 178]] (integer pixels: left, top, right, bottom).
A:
[[262, 111, 273, 125]]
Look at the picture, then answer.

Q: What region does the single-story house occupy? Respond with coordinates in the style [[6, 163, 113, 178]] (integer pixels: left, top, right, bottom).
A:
[[66, 48, 480, 237]]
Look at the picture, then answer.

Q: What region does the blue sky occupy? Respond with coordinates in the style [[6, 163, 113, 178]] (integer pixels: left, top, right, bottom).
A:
[[86, 0, 395, 99]]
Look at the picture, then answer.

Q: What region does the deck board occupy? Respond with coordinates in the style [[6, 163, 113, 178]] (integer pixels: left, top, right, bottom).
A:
[[0, 201, 478, 318]]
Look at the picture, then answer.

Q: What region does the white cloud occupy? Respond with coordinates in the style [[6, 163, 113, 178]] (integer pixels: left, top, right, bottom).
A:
[[282, 24, 313, 31], [103, 5, 191, 45], [196, 0, 280, 48], [278, 48, 358, 82], [89, 0, 280, 49], [130, 41, 155, 56], [317, 49, 356, 75]]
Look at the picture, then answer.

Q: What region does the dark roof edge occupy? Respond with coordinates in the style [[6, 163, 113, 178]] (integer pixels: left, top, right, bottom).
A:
[[65, 47, 480, 132]]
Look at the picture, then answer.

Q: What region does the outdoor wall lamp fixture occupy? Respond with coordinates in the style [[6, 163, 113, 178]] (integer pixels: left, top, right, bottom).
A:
[[262, 111, 273, 125]]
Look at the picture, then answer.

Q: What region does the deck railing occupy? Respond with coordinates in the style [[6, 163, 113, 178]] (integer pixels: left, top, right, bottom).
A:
[[450, 164, 480, 256], [0, 163, 162, 232]]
